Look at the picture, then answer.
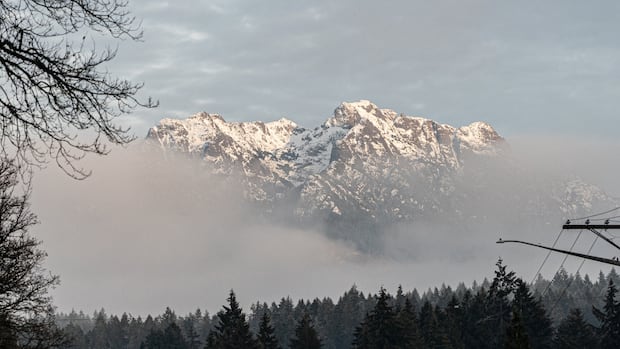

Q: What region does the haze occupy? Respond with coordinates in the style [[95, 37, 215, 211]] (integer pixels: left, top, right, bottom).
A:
[[31, 137, 620, 316]]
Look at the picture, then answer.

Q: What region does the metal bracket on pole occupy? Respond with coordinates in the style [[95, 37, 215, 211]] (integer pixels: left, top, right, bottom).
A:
[[497, 220, 620, 267], [496, 239, 620, 267]]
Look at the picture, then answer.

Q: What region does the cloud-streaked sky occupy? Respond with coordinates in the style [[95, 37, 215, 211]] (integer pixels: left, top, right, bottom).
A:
[[107, 0, 620, 138]]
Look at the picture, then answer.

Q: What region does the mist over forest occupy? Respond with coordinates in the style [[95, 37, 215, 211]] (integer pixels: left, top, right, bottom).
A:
[[30, 137, 620, 316]]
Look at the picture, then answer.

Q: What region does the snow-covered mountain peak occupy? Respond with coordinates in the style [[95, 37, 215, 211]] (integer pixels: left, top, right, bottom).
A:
[[325, 100, 392, 128], [145, 101, 616, 250], [147, 101, 508, 171], [266, 117, 297, 133], [147, 112, 300, 156], [456, 121, 504, 155], [188, 111, 224, 121]]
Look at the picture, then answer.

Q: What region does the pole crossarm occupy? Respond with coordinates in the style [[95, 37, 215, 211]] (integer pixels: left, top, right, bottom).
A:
[[496, 239, 620, 267], [563, 224, 620, 229]]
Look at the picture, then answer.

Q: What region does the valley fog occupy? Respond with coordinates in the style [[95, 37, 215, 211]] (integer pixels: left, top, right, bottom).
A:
[[31, 139, 620, 316]]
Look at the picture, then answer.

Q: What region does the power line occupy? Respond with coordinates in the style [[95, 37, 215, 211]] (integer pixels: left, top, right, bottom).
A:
[[570, 207, 620, 221], [548, 235, 599, 314], [530, 228, 564, 285], [540, 229, 583, 298], [581, 214, 620, 222]]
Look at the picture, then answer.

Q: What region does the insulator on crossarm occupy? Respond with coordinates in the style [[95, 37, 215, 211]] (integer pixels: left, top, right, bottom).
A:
[[585, 219, 590, 225], [566, 219, 571, 225]]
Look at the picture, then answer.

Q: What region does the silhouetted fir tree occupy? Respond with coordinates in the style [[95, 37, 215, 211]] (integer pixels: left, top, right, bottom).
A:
[[249, 302, 269, 333], [49, 269, 620, 349], [308, 298, 332, 348], [593, 280, 620, 349], [511, 279, 553, 349], [160, 307, 178, 329], [60, 322, 87, 349], [437, 284, 455, 309], [486, 259, 517, 349], [143, 315, 156, 335], [395, 285, 406, 310], [294, 300, 308, 322], [128, 316, 148, 349], [271, 298, 296, 347], [353, 287, 427, 349], [396, 298, 423, 348], [108, 314, 129, 349], [418, 300, 453, 348], [418, 300, 435, 346], [164, 323, 190, 349], [120, 314, 131, 347], [444, 296, 464, 349], [142, 327, 163, 348], [182, 314, 201, 349], [289, 314, 322, 349], [141, 323, 189, 349], [205, 332, 217, 349], [205, 290, 258, 349], [419, 302, 452, 349], [88, 311, 110, 349], [352, 288, 400, 349], [553, 308, 598, 349], [134, 315, 156, 349], [461, 289, 489, 349], [199, 310, 213, 344], [608, 268, 620, 286], [504, 310, 529, 349], [257, 312, 280, 349], [331, 286, 368, 349]]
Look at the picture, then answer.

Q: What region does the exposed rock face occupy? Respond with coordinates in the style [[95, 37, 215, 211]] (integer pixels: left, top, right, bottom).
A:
[[146, 100, 615, 248]]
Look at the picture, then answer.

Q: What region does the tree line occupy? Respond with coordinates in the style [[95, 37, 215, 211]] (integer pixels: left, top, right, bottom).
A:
[[56, 261, 620, 349]]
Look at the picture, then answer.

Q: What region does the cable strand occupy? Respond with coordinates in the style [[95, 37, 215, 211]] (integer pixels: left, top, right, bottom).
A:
[[531, 228, 564, 285], [548, 235, 599, 314], [570, 207, 620, 221], [540, 229, 583, 298]]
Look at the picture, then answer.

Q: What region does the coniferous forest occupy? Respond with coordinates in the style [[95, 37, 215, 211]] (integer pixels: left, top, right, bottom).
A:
[[56, 260, 620, 349]]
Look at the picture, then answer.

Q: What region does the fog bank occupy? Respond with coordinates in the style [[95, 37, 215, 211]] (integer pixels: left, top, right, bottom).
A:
[[30, 139, 620, 315]]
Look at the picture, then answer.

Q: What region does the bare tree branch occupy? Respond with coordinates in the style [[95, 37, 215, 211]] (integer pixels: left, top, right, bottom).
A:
[[0, 159, 66, 348], [0, 0, 157, 178]]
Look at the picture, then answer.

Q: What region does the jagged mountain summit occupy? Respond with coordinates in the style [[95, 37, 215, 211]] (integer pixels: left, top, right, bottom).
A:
[[147, 100, 504, 197], [146, 100, 614, 249]]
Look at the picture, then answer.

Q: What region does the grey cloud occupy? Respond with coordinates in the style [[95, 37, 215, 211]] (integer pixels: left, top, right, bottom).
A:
[[98, 0, 620, 138]]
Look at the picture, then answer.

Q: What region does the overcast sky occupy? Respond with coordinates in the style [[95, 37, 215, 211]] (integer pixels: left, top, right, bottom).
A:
[[104, 0, 620, 139]]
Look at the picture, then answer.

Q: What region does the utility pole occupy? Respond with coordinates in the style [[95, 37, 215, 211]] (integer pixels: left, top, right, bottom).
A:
[[497, 220, 620, 267]]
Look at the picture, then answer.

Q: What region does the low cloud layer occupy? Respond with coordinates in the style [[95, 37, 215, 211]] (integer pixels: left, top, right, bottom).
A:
[[30, 140, 620, 316]]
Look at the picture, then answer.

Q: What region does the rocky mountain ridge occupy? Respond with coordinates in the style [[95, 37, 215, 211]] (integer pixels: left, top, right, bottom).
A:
[[147, 100, 504, 190], [146, 100, 615, 249]]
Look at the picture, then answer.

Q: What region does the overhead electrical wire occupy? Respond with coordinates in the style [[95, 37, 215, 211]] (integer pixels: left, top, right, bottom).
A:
[[540, 229, 584, 298], [503, 207, 620, 308], [548, 235, 599, 314], [569, 207, 620, 221], [530, 228, 565, 285]]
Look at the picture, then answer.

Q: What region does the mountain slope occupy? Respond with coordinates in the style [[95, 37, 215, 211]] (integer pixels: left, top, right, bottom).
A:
[[146, 100, 615, 249]]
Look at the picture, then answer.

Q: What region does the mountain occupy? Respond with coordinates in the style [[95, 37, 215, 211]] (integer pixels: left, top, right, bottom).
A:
[[146, 100, 616, 249]]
